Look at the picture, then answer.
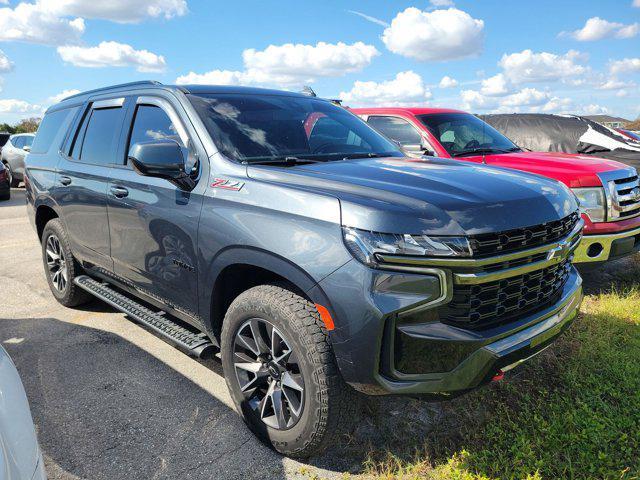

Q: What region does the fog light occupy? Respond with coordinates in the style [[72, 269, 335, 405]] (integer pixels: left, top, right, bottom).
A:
[[587, 243, 604, 258]]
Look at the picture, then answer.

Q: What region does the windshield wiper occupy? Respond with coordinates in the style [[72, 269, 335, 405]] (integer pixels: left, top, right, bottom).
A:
[[452, 148, 513, 157], [243, 156, 326, 166], [340, 152, 387, 160]]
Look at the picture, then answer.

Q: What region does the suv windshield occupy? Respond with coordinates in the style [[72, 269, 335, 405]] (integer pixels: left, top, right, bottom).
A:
[[418, 112, 520, 157], [188, 93, 403, 163]]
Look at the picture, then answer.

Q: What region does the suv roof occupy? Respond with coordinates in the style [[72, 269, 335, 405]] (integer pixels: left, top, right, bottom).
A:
[[351, 107, 467, 115], [57, 80, 313, 107]]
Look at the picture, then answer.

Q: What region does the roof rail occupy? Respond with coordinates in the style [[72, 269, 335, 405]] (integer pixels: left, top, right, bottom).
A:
[[62, 80, 163, 101]]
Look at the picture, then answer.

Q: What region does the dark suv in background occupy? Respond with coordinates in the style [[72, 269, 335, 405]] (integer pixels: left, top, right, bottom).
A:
[[26, 81, 583, 457]]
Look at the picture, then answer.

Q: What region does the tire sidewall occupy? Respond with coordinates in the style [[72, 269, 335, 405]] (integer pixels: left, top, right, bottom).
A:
[[221, 290, 325, 454], [41, 219, 78, 305]]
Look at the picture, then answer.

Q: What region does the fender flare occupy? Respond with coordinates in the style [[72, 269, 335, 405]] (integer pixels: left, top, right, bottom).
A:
[[202, 246, 334, 332]]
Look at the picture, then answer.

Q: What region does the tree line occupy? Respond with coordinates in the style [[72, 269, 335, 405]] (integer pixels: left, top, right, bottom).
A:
[[0, 117, 41, 134]]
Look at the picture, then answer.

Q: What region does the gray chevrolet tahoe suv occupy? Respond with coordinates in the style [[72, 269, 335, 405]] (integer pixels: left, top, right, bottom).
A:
[[26, 81, 584, 457]]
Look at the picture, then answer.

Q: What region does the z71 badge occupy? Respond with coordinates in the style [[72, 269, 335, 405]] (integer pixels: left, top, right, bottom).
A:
[[210, 178, 244, 191]]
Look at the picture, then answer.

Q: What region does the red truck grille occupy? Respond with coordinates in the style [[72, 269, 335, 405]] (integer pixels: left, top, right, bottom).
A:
[[468, 211, 580, 257], [442, 259, 572, 330]]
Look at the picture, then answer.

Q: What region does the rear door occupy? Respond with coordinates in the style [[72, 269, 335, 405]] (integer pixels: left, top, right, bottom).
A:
[[55, 98, 126, 269], [107, 94, 205, 321]]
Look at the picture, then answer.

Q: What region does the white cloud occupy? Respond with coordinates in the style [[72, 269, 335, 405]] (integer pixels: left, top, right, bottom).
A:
[[0, 99, 43, 114], [38, 0, 187, 22], [597, 79, 637, 90], [634, 0, 640, 6], [0, 50, 13, 73], [617, 90, 629, 97], [500, 88, 550, 108], [480, 73, 511, 96], [439, 75, 458, 88], [57, 41, 166, 72], [430, 0, 455, 6], [339, 71, 432, 106], [177, 41, 379, 87], [499, 49, 588, 84], [564, 17, 639, 41], [0, 2, 84, 45], [176, 69, 248, 85], [47, 89, 81, 104], [578, 104, 609, 115], [382, 7, 484, 61], [609, 57, 640, 75], [242, 42, 379, 85], [461, 87, 575, 114]]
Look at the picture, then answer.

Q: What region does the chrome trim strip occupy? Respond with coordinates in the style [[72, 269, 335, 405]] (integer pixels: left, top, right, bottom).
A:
[[573, 224, 640, 263], [377, 219, 583, 270], [92, 97, 125, 109]]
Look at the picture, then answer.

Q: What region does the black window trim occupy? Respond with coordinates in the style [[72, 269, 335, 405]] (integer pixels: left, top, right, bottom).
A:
[[65, 97, 126, 166]]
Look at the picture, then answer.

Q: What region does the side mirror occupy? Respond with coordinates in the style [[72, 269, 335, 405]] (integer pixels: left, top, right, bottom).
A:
[[23, 145, 31, 152], [128, 139, 195, 190]]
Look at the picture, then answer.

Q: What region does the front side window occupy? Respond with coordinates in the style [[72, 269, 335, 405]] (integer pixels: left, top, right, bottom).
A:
[[188, 93, 402, 163], [23, 136, 34, 147], [128, 104, 185, 150], [12, 136, 24, 148], [366, 116, 423, 146], [419, 113, 520, 157], [76, 107, 123, 165]]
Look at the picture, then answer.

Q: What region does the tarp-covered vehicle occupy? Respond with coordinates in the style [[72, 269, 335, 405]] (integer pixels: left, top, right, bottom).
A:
[[480, 113, 640, 172]]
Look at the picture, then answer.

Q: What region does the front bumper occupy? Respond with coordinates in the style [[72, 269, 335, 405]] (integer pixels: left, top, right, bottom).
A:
[[574, 225, 640, 263], [318, 218, 584, 397]]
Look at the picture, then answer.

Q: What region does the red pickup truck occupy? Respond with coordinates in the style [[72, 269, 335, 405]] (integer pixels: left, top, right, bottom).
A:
[[352, 107, 640, 265]]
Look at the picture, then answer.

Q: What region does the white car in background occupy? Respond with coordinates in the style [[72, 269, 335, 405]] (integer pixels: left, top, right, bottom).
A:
[[0, 344, 46, 480], [0, 133, 35, 187]]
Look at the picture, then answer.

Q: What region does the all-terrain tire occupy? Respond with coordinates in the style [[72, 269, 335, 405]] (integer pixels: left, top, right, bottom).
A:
[[41, 218, 91, 307], [221, 284, 359, 458]]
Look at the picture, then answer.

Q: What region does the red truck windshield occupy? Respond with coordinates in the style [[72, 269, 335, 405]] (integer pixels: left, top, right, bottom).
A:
[[418, 112, 520, 157]]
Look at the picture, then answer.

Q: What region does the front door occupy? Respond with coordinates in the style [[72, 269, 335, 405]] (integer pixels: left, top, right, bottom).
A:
[[107, 95, 205, 320]]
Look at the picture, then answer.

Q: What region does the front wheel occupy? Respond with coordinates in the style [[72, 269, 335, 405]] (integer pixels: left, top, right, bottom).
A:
[[5, 163, 19, 188], [221, 285, 358, 457]]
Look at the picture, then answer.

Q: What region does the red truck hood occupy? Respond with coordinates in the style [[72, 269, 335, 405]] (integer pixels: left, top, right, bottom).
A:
[[475, 151, 629, 188]]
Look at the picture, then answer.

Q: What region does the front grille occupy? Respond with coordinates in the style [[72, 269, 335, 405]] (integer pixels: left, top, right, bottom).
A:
[[441, 260, 572, 330], [468, 212, 580, 257], [611, 175, 640, 220]]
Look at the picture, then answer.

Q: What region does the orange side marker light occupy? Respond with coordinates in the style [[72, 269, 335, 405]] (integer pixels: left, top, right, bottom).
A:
[[315, 304, 335, 331]]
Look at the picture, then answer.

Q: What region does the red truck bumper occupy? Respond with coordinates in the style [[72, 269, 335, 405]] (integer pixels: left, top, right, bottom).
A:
[[575, 215, 640, 263]]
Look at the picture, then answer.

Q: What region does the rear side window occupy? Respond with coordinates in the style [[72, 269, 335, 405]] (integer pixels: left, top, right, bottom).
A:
[[23, 136, 33, 147], [74, 107, 123, 165], [32, 109, 76, 154], [12, 136, 24, 148], [367, 116, 422, 146]]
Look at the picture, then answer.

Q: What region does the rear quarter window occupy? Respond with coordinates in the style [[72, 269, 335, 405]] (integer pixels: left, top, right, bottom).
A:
[[31, 108, 77, 154]]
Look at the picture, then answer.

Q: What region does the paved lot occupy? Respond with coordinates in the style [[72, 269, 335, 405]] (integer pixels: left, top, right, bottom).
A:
[[0, 189, 362, 480], [1, 189, 635, 480]]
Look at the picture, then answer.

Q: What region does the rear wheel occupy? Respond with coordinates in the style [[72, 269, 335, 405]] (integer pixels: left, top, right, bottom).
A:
[[41, 219, 91, 307], [221, 284, 358, 457]]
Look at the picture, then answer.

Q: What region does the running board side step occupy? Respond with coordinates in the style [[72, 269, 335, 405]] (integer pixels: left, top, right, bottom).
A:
[[74, 275, 215, 358]]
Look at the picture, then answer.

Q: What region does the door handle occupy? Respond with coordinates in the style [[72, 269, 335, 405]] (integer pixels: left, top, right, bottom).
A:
[[110, 186, 129, 198], [59, 176, 72, 186]]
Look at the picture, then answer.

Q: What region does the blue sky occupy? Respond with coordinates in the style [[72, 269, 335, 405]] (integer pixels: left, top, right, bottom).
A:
[[0, 0, 639, 124]]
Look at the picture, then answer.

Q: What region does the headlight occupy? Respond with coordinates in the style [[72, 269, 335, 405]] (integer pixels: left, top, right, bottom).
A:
[[572, 187, 606, 222], [342, 227, 472, 267]]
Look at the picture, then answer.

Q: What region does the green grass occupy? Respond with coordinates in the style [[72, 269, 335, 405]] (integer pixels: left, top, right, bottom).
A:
[[362, 260, 640, 480]]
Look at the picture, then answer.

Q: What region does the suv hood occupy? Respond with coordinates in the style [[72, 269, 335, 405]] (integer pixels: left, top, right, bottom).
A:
[[248, 157, 578, 236], [480, 151, 631, 187]]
